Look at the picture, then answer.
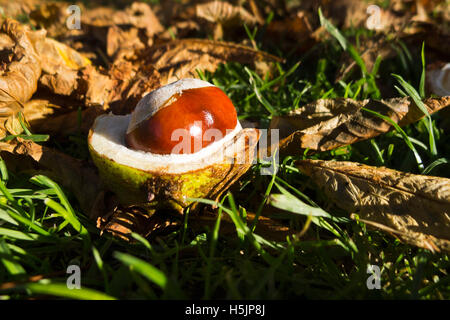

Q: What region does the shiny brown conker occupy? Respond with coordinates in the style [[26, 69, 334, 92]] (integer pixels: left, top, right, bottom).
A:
[[125, 86, 238, 154]]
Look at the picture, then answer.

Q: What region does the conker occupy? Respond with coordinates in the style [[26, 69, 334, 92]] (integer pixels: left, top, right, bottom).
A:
[[125, 86, 238, 154]]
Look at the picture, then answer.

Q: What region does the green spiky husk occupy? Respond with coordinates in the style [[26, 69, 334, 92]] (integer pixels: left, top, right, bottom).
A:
[[88, 143, 236, 212], [88, 124, 260, 214]]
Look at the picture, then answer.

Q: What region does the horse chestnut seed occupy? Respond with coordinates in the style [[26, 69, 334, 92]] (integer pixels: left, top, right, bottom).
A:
[[125, 81, 238, 155]]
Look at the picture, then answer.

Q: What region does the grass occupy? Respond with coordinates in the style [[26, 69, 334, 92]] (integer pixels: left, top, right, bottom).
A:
[[0, 9, 449, 300]]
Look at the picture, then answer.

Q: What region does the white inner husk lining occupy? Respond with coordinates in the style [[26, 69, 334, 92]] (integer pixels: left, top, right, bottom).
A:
[[90, 113, 243, 174]]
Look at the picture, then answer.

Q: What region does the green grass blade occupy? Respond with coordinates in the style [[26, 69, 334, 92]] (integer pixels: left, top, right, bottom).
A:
[[24, 282, 116, 300], [2, 206, 52, 237], [251, 153, 278, 231], [30, 175, 88, 237], [0, 239, 26, 275], [30, 175, 74, 217], [318, 8, 347, 50], [0, 227, 41, 241], [419, 42, 426, 99], [92, 246, 110, 294], [422, 158, 449, 175], [186, 197, 281, 254], [2, 134, 50, 142], [361, 107, 424, 171], [114, 252, 167, 289], [0, 157, 8, 182], [44, 198, 87, 236], [17, 112, 32, 136], [0, 208, 19, 226], [269, 193, 332, 218], [244, 61, 301, 102], [370, 139, 385, 165], [392, 73, 437, 156], [244, 67, 276, 115], [204, 197, 225, 299]]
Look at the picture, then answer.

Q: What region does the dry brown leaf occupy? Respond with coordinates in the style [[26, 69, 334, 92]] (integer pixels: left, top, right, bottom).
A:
[[83, 2, 163, 35], [158, 20, 201, 41], [0, 0, 41, 19], [301, 0, 410, 31], [28, 2, 78, 39], [195, 0, 262, 39], [144, 38, 283, 84], [124, 2, 165, 37], [265, 10, 315, 54], [74, 55, 160, 113], [196, 1, 261, 26], [28, 32, 91, 96], [0, 139, 104, 216], [27, 104, 105, 136], [269, 96, 449, 156], [26, 56, 161, 135], [35, 36, 91, 73], [22, 99, 62, 123], [98, 206, 181, 241], [297, 159, 450, 252], [106, 25, 145, 61], [105, 59, 162, 115], [82, 2, 163, 53], [0, 19, 41, 122], [77, 65, 115, 107]]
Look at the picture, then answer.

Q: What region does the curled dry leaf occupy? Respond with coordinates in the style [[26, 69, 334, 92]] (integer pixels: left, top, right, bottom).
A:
[[297, 0, 409, 32], [106, 25, 146, 61], [144, 39, 283, 85], [158, 20, 201, 41], [265, 10, 315, 54], [196, 0, 261, 39], [76, 56, 161, 111], [0, 139, 104, 217], [0, 0, 41, 18], [196, 1, 261, 26], [105, 59, 161, 115], [22, 99, 62, 123], [27, 58, 161, 136], [297, 159, 450, 252], [82, 2, 163, 55], [77, 65, 115, 107], [27, 103, 105, 136], [97, 206, 181, 242], [32, 34, 92, 96], [0, 19, 42, 137], [82, 2, 163, 36], [28, 2, 79, 39], [269, 96, 449, 156]]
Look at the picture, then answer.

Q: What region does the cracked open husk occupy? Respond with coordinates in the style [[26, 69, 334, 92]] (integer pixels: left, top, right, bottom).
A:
[[88, 112, 259, 213]]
